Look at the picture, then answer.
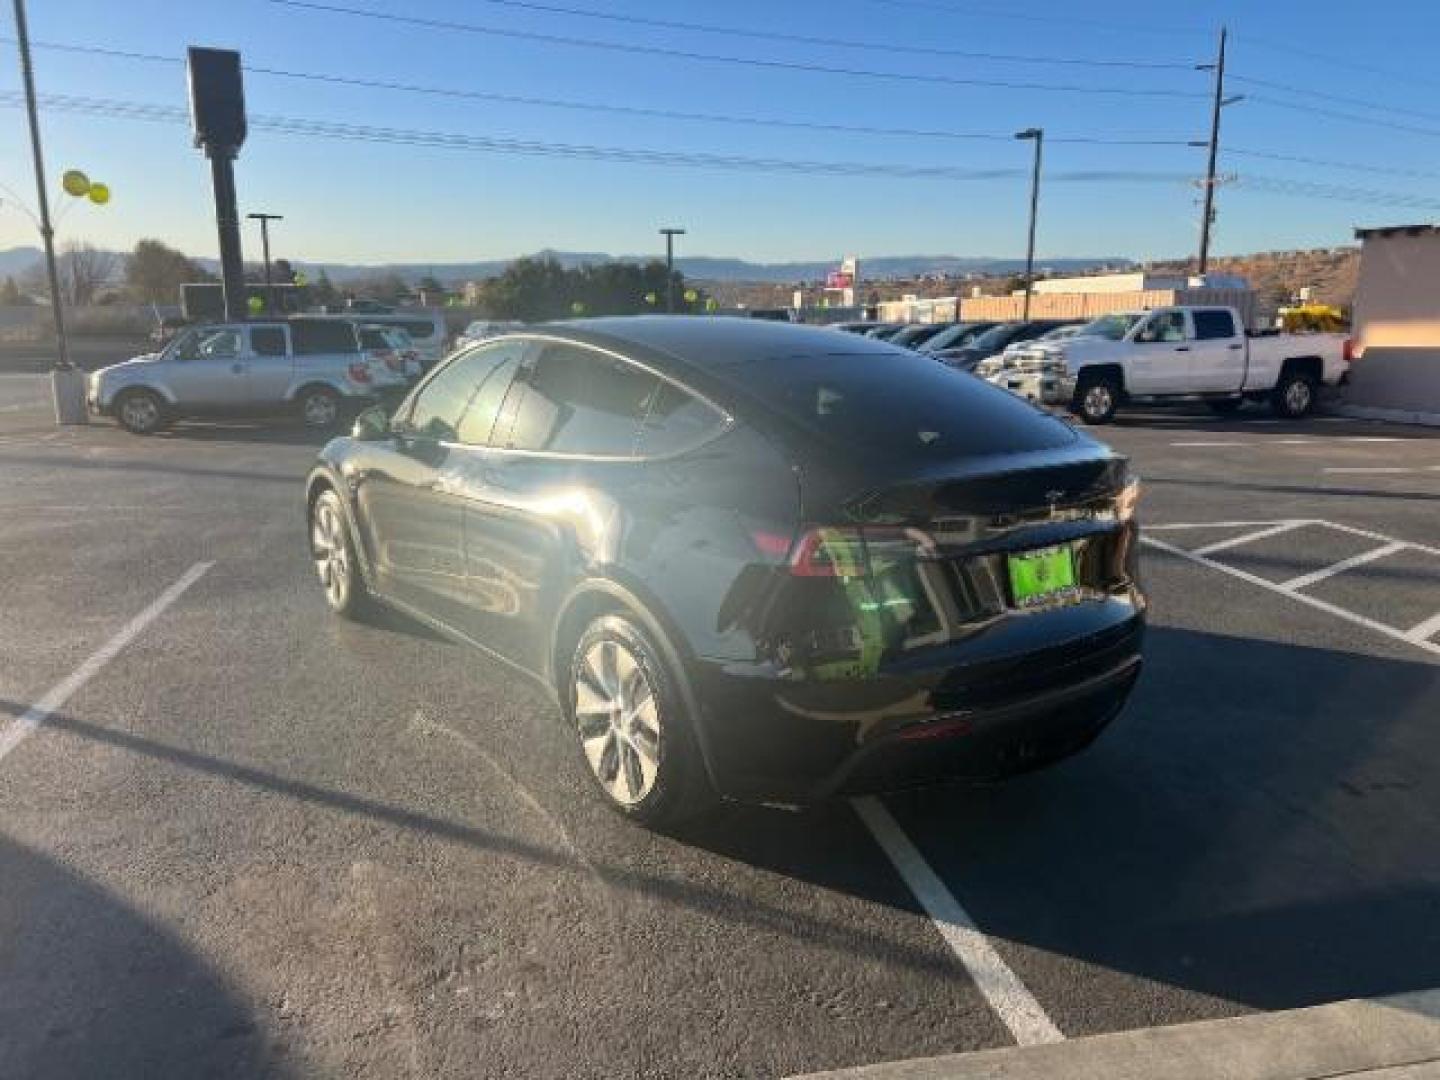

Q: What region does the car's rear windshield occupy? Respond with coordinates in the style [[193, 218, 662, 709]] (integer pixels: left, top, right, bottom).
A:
[[718, 351, 1076, 458]]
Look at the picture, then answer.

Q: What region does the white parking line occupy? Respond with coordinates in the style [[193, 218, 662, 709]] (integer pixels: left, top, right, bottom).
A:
[[1407, 610, 1440, 644], [1191, 521, 1307, 557], [852, 796, 1064, 1047], [1169, 441, 1248, 448], [0, 562, 213, 765], [1143, 535, 1440, 661], [1325, 466, 1440, 474], [1279, 541, 1407, 592]]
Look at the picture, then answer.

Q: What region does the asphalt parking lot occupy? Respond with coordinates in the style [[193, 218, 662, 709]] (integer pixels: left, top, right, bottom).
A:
[[2, 371, 1438, 1078]]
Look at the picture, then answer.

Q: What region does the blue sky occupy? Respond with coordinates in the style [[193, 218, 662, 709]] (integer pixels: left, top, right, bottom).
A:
[[3, 0, 1440, 267]]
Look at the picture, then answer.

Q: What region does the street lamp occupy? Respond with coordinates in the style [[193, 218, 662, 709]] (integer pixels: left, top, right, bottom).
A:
[[247, 212, 283, 314], [660, 227, 686, 313], [1014, 128, 1044, 322]]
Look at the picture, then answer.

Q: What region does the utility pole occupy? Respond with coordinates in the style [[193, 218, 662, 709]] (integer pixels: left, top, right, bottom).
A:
[[1014, 128, 1043, 322], [248, 212, 283, 313], [11, 0, 86, 422], [660, 227, 685, 313], [1197, 27, 1238, 276]]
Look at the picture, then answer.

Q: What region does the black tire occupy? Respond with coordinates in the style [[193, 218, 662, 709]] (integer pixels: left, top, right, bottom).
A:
[[1207, 398, 1244, 415], [1271, 371, 1317, 419], [565, 613, 712, 828], [297, 385, 343, 430], [308, 488, 371, 619], [1072, 372, 1121, 425], [113, 388, 167, 435]]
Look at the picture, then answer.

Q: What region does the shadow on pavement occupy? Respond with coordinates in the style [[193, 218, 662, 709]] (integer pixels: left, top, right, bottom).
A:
[[0, 834, 291, 1080], [876, 625, 1440, 1013], [1110, 409, 1439, 439], [1146, 474, 1440, 503]]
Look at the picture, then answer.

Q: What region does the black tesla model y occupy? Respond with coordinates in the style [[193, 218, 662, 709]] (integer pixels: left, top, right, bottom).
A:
[[306, 317, 1145, 827]]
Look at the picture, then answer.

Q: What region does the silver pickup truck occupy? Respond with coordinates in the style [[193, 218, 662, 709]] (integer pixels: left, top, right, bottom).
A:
[[89, 318, 407, 434]]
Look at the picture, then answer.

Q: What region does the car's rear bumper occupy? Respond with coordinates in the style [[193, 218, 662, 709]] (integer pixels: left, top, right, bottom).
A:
[[689, 597, 1144, 804]]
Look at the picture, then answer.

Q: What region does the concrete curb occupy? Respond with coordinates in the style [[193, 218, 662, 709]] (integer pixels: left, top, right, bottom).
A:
[[1329, 403, 1440, 428], [791, 990, 1440, 1080]]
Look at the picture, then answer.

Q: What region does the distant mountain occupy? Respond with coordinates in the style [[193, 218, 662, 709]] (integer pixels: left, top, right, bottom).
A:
[[0, 246, 43, 276], [0, 245, 1132, 287]]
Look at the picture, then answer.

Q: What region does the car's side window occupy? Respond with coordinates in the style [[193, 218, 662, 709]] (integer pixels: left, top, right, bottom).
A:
[[637, 380, 727, 456], [406, 343, 524, 444], [455, 343, 526, 446], [506, 343, 660, 457], [292, 320, 358, 356], [195, 328, 242, 360], [1138, 311, 1188, 344], [1193, 310, 1237, 340], [250, 326, 288, 357]]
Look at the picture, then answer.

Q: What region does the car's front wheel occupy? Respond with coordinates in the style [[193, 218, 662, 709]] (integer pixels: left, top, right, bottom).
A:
[[567, 614, 708, 828], [114, 388, 167, 435], [1073, 372, 1120, 425], [298, 386, 342, 429], [309, 488, 369, 618]]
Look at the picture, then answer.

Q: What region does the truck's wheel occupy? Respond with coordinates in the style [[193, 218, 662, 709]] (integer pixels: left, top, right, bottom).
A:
[[1271, 372, 1317, 419], [1073, 373, 1120, 425]]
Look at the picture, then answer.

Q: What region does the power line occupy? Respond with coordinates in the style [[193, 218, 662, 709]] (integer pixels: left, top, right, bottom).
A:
[[0, 37, 1195, 146], [5, 89, 1436, 210], [1226, 147, 1440, 184], [1246, 93, 1440, 140], [378, 0, 1199, 69], [257, 0, 1207, 98], [1229, 74, 1440, 125], [0, 89, 1198, 182], [853, 0, 1209, 37], [1232, 33, 1440, 93]]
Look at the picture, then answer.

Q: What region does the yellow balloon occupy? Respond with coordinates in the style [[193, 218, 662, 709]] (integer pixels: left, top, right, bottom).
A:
[[87, 182, 110, 206], [684, 288, 698, 303], [61, 169, 90, 197]]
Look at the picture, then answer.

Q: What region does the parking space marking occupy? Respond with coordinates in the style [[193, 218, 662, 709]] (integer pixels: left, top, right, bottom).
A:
[[1169, 440, 1249, 448], [1279, 541, 1409, 592], [0, 561, 213, 765], [1406, 610, 1440, 645], [1191, 521, 1307, 557], [1142, 532, 1440, 661], [1325, 466, 1440, 475], [852, 796, 1064, 1047]]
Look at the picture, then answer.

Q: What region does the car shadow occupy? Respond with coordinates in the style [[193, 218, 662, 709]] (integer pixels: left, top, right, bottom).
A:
[[1146, 474, 1440, 503], [0, 833, 292, 1080], [151, 419, 336, 447], [841, 625, 1440, 1013], [1110, 408, 1440, 440]]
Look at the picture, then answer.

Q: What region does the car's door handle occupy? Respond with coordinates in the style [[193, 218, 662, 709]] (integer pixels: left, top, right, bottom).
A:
[[1174, 346, 1190, 352], [1227, 343, 1243, 350]]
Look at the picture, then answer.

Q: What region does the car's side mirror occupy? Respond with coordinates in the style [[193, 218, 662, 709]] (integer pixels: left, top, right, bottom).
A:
[[351, 405, 391, 441]]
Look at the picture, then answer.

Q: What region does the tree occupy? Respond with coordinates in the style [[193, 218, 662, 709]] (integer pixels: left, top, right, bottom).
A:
[[310, 269, 339, 308], [0, 275, 29, 305], [125, 239, 208, 305], [471, 257, 705, 320], [57, 242, 119, 307], [273, 258, 296, 284]]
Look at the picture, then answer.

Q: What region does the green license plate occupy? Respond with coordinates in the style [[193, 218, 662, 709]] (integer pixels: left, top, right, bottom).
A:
[[1007, 544, 1078, 607]]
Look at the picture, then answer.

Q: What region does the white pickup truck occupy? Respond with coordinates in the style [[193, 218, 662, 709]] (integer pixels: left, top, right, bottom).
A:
[[980, 306, 1348, 424]]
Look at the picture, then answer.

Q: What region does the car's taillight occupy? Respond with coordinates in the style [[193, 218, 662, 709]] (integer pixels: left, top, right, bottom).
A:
[[1343, 337, 1357, 364], [348, 363, 372, 384], [785, 526, 933, 578]]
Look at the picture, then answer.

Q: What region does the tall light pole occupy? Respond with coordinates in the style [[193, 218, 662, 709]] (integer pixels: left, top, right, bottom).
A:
[[248, 212, 283, 313], [660, 227, 686, 313], [1014, 128, 1044, 322], [10, 0, 88, 423], [1195, 27, 1242, 276]]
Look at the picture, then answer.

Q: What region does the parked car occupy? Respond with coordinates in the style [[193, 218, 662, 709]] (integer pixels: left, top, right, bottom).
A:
[[88, 318, 405, 434], [309, 311, 449, 371], [985, 306, 1349, 424], [917, 321, 998, 355], [305, 317, 1145, 827], [358, 323, 423, 384], [864, 323, 907, 340], [886, 323, 954, 350], [934, 320, 1078, 372], [830, 321, 885, 335]]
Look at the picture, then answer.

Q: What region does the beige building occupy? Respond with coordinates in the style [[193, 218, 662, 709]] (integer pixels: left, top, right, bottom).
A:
[[959, 271, 1255, 326], [1347, 225, 1440, 422]]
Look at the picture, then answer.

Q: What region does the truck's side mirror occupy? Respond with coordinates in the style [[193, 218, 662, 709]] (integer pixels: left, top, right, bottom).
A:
[[351, 404, 390, 441]]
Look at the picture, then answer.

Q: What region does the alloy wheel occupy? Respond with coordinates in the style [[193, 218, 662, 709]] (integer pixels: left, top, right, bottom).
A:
[[1084, 384, 1113, 419], [1285, 378, 1312, 415], [303, 392, 339, 428], [120, 394, 159, 432], [311, 499, 351, 609], [573, 638, 662, 806]]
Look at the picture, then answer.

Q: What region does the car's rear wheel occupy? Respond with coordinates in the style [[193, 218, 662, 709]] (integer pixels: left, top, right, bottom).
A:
[[1271, 371, 1317, 418], [567, 614, 708, 828], [114, 389, 166, 435], [1073, 373, 1120, 425], [298, 386, 342, 429], [309, 488, 369, 618]]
